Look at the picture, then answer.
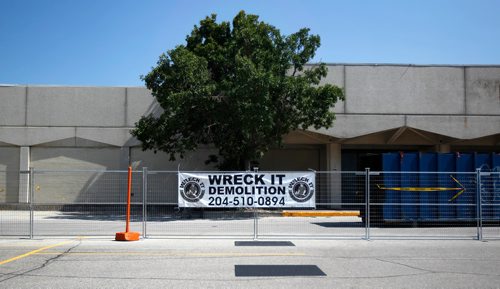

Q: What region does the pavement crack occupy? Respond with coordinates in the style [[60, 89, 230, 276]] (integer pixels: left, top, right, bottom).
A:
[[375, 258, 435, 273], [0, 239, 81, 284], [375, 258, 500, 278]]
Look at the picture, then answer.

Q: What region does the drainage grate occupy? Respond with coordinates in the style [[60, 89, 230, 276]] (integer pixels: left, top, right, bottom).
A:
[[235, 265, 326, 277], [235, 241, 295, 247]]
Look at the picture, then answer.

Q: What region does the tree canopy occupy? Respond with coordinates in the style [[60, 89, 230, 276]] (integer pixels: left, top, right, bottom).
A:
[[132, 11, 344, 170]]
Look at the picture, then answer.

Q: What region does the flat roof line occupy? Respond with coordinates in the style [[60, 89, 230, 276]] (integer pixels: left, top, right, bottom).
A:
[[3, 63, 500, 87], [310, 63, 500, 68]]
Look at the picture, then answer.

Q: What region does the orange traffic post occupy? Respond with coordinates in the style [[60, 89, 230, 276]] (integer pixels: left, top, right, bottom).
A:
[[115, 166, 140, 241]]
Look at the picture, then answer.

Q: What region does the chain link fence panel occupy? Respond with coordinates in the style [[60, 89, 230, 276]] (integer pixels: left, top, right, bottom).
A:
[[0, 170, 30, 237], [31, 170, 142, 237], [481, 172, 500, 240], [256, 172, 366, 239], [144, 171, 255, 238], [369, 172, 479, 239], [0, 169, 499, 239]]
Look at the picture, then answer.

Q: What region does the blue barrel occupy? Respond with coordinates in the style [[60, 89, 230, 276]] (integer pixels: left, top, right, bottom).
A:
[[492, 153, 500, 219], [419, 153, 437, 220], [475, 153, 492, 218], [382, 153, 401, 220], [437, 153, 456, 219], [456, 153, 474, 220], [401, 152, 419, 220]]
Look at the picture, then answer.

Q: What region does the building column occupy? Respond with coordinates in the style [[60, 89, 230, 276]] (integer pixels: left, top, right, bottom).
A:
[[18, 146, 30, 203], [436, 144, 451, 153], [120, 146, 131, 169], [326, 143, 342, 208]]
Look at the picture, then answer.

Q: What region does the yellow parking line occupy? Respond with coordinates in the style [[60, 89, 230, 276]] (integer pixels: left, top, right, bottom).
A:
[[35, 252, 305, 257], [0, 240, 75, 266]]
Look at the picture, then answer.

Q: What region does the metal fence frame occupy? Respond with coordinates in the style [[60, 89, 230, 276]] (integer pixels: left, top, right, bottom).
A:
[[0, 168, 498, 240]]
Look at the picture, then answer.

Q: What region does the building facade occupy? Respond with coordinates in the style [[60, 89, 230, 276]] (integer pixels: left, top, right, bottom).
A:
[[1, 64, 499, 204]]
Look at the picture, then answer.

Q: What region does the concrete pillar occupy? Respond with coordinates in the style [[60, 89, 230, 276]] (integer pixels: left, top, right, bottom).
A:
[[436, 144, 451, 153], [120, 146, 131, 169], [326, 143, 342, 171], [18, 146, 30, 203], [326, 143, 342, 208]]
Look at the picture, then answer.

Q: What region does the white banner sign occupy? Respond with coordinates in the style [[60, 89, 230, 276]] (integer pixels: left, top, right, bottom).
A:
[[178, 172, 316, 208]]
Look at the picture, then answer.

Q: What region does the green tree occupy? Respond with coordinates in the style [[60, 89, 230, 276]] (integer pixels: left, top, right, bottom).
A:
[[132, 11, 344, 170]]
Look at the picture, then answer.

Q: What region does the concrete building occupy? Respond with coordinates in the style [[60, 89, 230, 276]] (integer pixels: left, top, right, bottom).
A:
[[1, 64, 499, 204]]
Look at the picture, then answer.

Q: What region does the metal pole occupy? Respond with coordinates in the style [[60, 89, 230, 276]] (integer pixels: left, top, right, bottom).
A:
[[253, 210, 258, 240], [365, 168, 370, 240], [125, 166, 132, 233], [253, 167, 258, 240], [29, 167, 34, 239], [142, 167, 148, 238], [476, 169, 482, 241]]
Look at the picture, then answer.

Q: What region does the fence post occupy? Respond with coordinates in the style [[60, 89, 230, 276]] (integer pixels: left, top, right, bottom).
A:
[[29, 167, 34, 239], [476, 168, 482, 241], [142, 167, 148, 239], [365, 168, 370, 240], [253, 210, 258, 240], [253, 167, 258, 240]]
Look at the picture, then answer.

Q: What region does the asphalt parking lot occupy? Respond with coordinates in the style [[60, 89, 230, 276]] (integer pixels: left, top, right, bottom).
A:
[[0, 238, 499, 289]]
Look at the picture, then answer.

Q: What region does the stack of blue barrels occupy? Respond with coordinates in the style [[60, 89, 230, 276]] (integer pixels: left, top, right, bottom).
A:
[[381, 152, 500, 222]]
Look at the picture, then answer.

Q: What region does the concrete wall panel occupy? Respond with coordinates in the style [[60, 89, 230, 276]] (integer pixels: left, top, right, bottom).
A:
[[76, 128, 133, 147], [282, 131, 330, 144], [126, 87, 160, 126], [27, 87, 126, 126], [0, 127, 75, 146], [131, 147, 218, 171], [260, 147, 320, 171], [0, 86, 26, 126], [321, 65, 344, 88], [315, 114, 406, 139], [407, 115, 500, 139], [31, 147, 125, 170], [0, 147, 20, 202], [30, 148, 127, 203], [345, 66, 464, 114], [466, 67, 500, 115], [322, 65, 345, 113]]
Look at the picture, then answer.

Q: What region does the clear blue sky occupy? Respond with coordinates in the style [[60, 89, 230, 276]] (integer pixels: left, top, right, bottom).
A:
[[1, 0, 499, 86]]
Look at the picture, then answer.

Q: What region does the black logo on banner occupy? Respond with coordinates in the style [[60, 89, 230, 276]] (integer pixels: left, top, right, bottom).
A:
[[288, 177, 314, 202], [180, 177, 205, 202]]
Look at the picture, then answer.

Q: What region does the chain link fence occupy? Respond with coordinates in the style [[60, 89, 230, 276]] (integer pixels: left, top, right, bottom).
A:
[[0, 170, 29, 237], [0, 169, 499, 240], [370, 171, 479, 239]]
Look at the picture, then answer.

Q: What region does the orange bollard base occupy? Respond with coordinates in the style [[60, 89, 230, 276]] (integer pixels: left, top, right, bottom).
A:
[[115, 231, 140, 241]]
